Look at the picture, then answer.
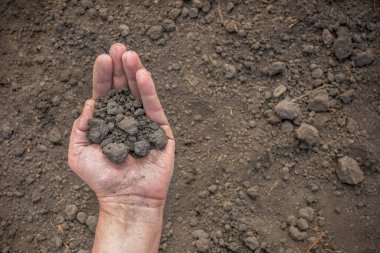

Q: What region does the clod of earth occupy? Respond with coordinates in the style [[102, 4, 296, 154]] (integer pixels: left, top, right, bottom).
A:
[[243, 236, 259, 250], [288, 226, 307, 241], [274, 100, 300, 120], [86, 88, 168, 163], [266, 61, 286, 76], [332, 37, 353, 60], [336, 156, 364, 185], [308, 90, 329, 112], [296, 123, 319, 149], [355, 51, 374, 67], [321, 29, 334, 46]]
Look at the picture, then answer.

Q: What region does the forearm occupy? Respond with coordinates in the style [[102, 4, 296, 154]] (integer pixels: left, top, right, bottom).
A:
[[93, 202, 164, 253]]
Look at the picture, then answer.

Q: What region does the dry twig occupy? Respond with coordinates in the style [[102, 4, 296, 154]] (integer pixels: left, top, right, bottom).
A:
[[291, 84, 331, 102]]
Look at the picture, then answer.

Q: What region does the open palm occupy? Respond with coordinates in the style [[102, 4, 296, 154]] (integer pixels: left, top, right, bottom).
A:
[[68, 43, 175, 211]]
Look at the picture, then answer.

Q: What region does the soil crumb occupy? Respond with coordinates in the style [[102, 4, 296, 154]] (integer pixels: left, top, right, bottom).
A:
[[86, 88, 168, 163]]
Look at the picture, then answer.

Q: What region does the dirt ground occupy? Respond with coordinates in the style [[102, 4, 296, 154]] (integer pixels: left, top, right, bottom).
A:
[[0, 0, 379, 252]]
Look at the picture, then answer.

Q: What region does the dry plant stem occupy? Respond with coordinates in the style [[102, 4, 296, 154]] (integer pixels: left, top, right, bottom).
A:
[[291, 84, 332, 103]]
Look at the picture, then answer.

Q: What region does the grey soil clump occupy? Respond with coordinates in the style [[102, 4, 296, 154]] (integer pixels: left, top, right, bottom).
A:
[[86, 88, 168, 163], [296, 123, 319, 149], [274, 100, 300, 120], [337, 156, 364, 185]]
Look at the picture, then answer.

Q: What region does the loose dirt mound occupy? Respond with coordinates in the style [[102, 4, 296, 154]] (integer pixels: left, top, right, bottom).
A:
[[87, 88, 168, 163]]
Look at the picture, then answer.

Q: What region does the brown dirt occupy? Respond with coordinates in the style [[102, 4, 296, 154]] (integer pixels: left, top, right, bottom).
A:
[[0, 1, 379, 253]]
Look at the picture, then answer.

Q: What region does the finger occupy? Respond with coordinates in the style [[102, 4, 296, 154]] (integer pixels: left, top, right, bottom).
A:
[[93, 54, 113, 99], [136, 69, 169, 125], [109, 43, 128, 90], [68, 99, 96, 166], [70, 99, 95, 145], [122, 51, 143, 98], [77, 99, 95, 131]]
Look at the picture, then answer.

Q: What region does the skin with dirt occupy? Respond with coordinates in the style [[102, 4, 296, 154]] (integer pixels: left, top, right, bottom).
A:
[[0, 1, 379, 253]]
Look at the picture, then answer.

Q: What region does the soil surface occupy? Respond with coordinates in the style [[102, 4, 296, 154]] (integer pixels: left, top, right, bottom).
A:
[[1, 1, 379, 253]]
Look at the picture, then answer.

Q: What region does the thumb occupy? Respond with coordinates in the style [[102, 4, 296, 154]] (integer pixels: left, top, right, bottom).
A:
[[69, 99, 95, 152], [76, 99, 95, 132], [68, 99, 96, 169]]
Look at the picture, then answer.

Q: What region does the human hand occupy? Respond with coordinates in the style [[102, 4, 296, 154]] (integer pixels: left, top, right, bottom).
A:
[[68, 43, 175, 253]]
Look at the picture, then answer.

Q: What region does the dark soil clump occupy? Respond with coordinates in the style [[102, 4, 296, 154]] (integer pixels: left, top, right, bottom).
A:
[[86, 88, 168, 163]]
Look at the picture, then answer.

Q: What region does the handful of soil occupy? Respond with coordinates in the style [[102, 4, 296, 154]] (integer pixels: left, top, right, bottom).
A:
[[86, 88, 168, 163]]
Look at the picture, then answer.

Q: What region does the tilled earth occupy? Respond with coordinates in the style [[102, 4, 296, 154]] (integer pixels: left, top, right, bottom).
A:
[[0, 1, 379, 253]]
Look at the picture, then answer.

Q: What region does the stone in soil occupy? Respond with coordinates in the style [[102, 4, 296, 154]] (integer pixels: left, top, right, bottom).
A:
[[296, 123, 319, 148], [274, 100, 300, 120], [336, 156, 364, 185], [87, 88, 168, 163]]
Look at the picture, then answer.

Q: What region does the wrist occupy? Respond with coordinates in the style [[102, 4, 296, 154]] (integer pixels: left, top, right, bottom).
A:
[[93, 197, 164, 253], [98, 195, 166, 223]]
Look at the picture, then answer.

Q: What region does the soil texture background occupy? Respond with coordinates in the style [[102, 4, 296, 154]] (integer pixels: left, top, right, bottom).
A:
[[0, 0, 379, 252]]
